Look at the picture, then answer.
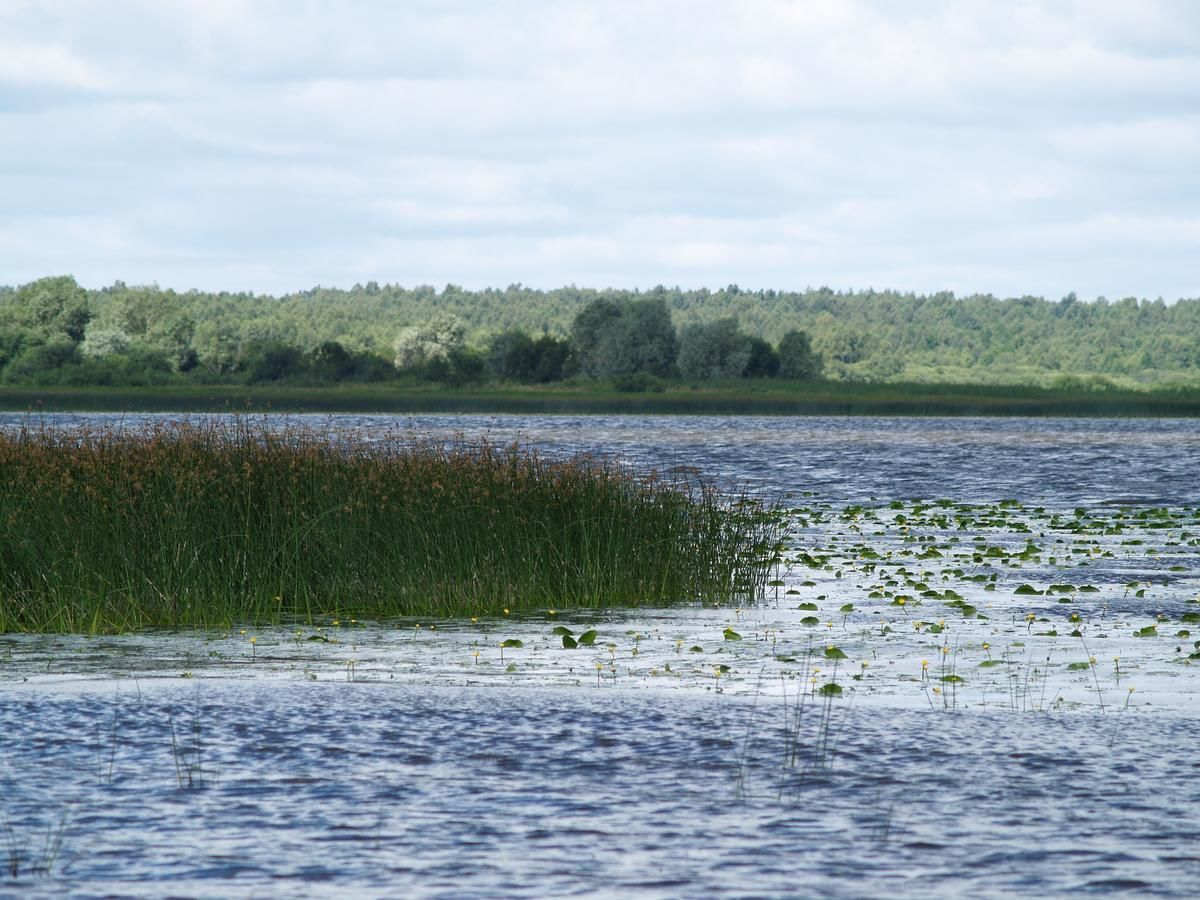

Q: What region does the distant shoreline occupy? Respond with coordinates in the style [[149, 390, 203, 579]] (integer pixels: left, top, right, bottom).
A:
[[2, 382, 1198, 418]]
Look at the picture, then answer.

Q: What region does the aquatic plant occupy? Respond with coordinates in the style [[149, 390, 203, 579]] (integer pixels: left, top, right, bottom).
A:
[[0, 419, 781, 632], [168, 696, 205, 790], [3, 810, 69, 878]]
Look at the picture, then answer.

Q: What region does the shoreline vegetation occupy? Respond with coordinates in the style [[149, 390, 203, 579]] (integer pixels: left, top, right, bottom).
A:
[[0, 420, 781, 633], [2, 278, 1198, 410], [2, 380, 1200, 417]]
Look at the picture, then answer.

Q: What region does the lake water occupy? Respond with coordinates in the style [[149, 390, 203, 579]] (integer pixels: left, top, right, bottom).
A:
[[2, 414, 1199, 898]]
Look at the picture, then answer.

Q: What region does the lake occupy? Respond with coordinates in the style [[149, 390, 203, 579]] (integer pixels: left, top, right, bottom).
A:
[[2, 413, 1199, 898]]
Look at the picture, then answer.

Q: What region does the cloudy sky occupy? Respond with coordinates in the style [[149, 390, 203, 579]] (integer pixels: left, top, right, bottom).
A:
[[2, 1, 1199, 300]]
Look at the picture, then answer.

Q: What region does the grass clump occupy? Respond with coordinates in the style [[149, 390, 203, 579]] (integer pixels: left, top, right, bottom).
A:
[[0, 420, 779, 632]]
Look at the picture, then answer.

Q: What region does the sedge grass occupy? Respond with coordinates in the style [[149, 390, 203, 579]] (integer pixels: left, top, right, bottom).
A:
[[0, 419, 779, 632]]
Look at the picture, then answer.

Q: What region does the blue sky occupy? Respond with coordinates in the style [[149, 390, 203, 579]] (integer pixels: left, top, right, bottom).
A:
[[2, 1, 1198, 300]]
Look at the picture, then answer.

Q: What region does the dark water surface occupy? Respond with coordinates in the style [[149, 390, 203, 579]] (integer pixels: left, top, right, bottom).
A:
[[4, 412, 1197, 506], [2, 414, 1199, 897], [2, 683, 1199, 899]]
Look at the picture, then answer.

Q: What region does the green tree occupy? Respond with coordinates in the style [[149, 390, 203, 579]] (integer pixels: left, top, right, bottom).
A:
[[570, 297, 676, 378], [677, 318, 751, 379], [12, 276, 91, 342], [744, 336, 780, 377], [393, 313, 466, 371], [778, 330, 822, 379]]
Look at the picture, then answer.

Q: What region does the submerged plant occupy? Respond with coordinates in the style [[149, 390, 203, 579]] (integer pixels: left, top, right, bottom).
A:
[[2, 810, 69, 879]]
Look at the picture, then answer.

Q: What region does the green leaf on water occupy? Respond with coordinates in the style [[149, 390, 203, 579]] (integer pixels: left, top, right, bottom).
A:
[[818, 682, 843, 696], [723, 628, 743, 641], [800, 616, 820, 626], [823, 646, 848, 660], [552, 626, 574, 636], [797, 602, 819, 610], [577, 630, 598, 646], [978, 659, 1003, 668], [689, 645, 704, 653], [1135, 626, 1158, 637], [561, 635, 578, 649], [1014, 584, 1043, 595], [839, 603, 856, 613], [940, 675, 965, 683], [501, 639, 524, 648], [1066, 661, 1091, 671]]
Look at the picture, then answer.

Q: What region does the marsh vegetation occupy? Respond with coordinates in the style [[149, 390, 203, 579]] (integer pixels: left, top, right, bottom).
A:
[[0, 419, 778, 632]]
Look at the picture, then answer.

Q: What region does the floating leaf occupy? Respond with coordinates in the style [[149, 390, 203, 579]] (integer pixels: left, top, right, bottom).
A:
[[561, 635, 578, 649], [823, 646, 848, 660], [1134, 626, 1158, 638], [978, 659, 1003, 668], [800, 616, 820, 626], [577, 630, 598, 646], [1066, 661, 1091, 671], [797, 602, 819, 611], [689, 645, 704, 653], [500, 639, 524, 648], [723, 628, 743, 641], [818, 682, 843, 696], [1014, 584, 1043, 595], [940, 675, 965, 683], [552, 626, 574, 636]]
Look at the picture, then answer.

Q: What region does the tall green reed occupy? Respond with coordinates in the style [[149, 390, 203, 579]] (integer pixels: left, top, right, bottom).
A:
[[0, 419, 779, 632]]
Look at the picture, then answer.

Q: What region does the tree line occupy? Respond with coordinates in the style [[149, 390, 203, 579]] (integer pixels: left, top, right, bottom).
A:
[[0, 275, 1197, 389], [0, 276, 818, 388]]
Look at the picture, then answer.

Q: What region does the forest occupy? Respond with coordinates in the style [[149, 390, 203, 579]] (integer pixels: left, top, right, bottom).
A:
[[0, 276, 1197, 390]]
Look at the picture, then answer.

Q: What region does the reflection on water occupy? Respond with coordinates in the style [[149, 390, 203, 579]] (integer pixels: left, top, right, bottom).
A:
[[2, 412, 1199, 897]]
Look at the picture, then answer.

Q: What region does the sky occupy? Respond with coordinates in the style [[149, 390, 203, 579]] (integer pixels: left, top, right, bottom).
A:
[[2, 0, 1199, 300]]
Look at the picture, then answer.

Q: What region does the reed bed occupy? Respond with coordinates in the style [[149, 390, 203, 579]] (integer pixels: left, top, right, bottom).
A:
[[0, 420, 780, 632]]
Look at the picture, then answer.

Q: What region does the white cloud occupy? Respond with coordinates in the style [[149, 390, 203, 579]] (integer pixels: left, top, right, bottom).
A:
[[0, 1, 1197, 300], [0, 43, 109, 90]]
